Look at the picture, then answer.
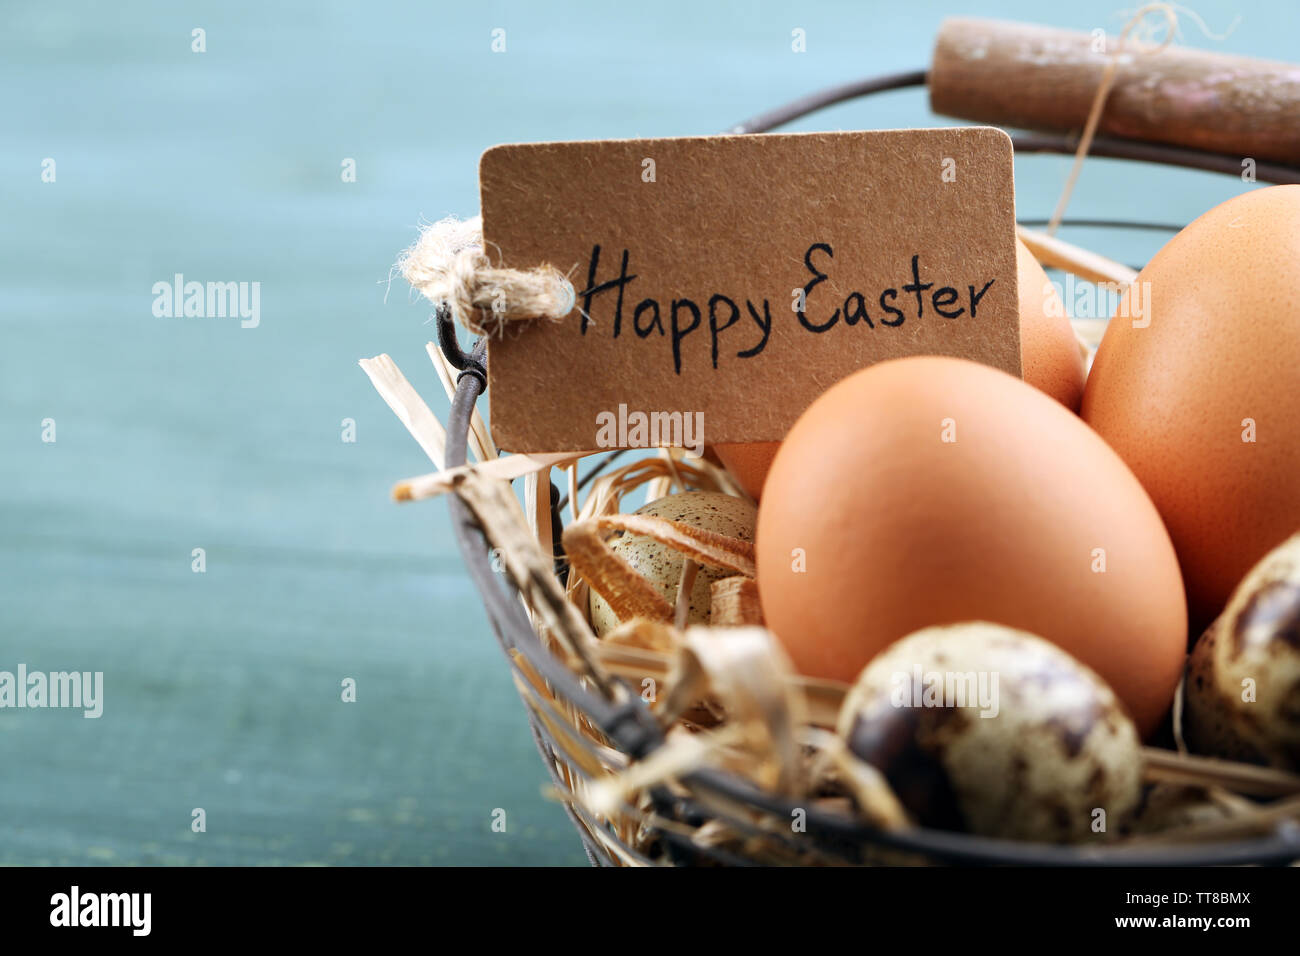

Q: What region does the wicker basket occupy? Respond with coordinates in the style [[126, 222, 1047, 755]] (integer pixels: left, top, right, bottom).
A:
[[375, 70, 1300, 866]]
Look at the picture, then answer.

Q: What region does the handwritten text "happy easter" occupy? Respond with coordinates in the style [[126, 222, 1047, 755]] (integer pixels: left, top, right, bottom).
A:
[[574, 242, 998, 374]]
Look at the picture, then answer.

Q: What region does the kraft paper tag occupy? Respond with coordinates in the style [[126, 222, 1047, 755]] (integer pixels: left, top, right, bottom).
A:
[[479, 127, 1020, 453]]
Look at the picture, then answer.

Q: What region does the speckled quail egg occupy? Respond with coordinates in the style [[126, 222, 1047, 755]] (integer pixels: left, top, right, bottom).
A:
[[589, 491, 756, 637], [836, 622, 1143, 843], [1183, 534, 1300, 771]]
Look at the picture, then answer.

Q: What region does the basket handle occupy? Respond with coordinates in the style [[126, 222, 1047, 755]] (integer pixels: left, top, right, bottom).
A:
[[930, 17, 1300, 166]]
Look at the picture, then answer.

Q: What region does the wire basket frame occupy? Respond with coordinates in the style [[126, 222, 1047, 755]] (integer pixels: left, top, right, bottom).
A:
[[437, 73, 1300, 866]]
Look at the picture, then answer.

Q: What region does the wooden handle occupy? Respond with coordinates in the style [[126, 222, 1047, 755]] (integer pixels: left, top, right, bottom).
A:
[[930, 18, 1300, 165]]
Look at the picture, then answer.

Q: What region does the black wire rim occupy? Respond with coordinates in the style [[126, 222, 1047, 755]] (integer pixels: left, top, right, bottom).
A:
[[730, 69, 1300, 185], [436, 71, 1300, 866]]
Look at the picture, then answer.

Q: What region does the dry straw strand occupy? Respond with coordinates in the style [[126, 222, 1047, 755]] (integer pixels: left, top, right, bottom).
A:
[[450, 466, 613, 693], [709, 576, 764, 627], [358, 353, 448, 470], [393, 450, 588, 503], [1141, 746, 1300, 798]]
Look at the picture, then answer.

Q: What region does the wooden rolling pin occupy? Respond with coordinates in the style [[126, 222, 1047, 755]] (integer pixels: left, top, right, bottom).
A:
[[930, 18, 1300, 165]]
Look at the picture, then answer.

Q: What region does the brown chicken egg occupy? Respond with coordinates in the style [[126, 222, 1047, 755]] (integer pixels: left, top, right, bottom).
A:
[[1082, 185, 1300, 627], [757, 355, 1186, 737], [716, 240, 1084, 499], [712, 440, 781, 501], [1016, 237, 1086, 411], [837, 623, 1142, 842]]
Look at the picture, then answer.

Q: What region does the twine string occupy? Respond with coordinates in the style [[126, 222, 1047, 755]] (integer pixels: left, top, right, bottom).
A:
[[1046, 4, 1180, 236], [397, 214, 575, 336]]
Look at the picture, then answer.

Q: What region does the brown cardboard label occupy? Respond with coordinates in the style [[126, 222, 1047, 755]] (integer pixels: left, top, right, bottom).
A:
[[479, 127, 1019, 453]]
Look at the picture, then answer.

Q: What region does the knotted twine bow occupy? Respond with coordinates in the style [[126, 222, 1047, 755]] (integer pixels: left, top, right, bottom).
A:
[[396, 215, 575, 335]]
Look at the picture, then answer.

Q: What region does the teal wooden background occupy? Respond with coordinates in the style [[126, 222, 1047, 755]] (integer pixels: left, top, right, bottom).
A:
[[1, 0, 1290, 864]]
